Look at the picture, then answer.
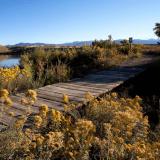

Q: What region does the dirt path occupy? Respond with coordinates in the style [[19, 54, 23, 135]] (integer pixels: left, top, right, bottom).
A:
[[115, 53, 160, 69]]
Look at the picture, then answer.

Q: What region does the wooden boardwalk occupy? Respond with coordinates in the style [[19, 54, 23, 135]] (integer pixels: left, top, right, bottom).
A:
[[0, 67, 146, 132]]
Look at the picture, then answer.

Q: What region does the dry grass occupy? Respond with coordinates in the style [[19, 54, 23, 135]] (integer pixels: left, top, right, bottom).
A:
[[0, 45, 9, 53]]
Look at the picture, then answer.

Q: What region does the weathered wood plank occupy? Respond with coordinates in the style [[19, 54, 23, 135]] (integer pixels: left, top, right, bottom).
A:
[[70, 77, 125, 83], [35, 90, 85, 104], [93, 70, 134, 75], [9, 95, 39, 113], [107, 67, 145, 73], [0, 99, 38, 127], [67, 81, 123, 88], [15, 93, 65, 111], [51, 82, 109, 92], [0, 114, 17, 126], [35, 88, 85, 99], [36, 85, 105, 97], [85, 75, 133, 81], [37, 85, 100, 97]]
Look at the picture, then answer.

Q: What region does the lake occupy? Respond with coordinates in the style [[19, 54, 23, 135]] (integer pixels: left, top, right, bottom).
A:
[[0, 55, 21, 68]]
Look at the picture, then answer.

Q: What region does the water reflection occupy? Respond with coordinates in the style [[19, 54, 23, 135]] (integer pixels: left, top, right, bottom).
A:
[[0, 55, 21, 68]]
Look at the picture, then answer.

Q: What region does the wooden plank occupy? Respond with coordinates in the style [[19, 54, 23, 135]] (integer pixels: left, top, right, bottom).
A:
[[85, 74, 133, 80], [6, 101, 31, 115], [0, 108, 30, 130], [0, 113, 17, 126], [70, 75, 129, 83], [35, 90, 85, 104], [108, 67, 145, 73], [15, 93, 65, 112], [9, 95, 39, 113], [36, 88, 100, 104], [34, 88, 78, 99], [64, 81, 113, 89], [37, 85, 100, 97], [67, 81, 109, 87], [84, 74, 123, 79], [0, 101, 65, 132], [0, 101, 37, 127], [39, 85, 88, 94], [94, 70, 133, 76], [51, 82, 109, 92], [15, 92, 74, 112], [68, 81, 123, 88], [0, 112, 38, 132]]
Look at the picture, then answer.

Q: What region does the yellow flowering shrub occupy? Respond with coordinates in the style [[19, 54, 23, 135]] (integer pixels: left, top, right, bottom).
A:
[[0, 90, 160, 160], [0, 89, 14, 123], [25, 89, 37, 100], [62, 94, 69, 103], [0, 66, 30, 94], [83, 92, 160, 160]]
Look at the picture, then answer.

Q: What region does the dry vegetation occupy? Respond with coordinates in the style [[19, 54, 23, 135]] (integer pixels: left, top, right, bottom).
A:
[[0, 89, 159, 159], [0, 45, 9, 53], [0, 40, 160, 159]]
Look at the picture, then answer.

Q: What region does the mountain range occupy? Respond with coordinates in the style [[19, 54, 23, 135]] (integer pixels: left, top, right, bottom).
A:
[[5, 38, 160, 47]]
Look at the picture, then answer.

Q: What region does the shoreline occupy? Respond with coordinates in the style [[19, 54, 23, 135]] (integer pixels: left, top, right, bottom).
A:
[[0, 54, 21, 69], [0, 55, 11, 62]]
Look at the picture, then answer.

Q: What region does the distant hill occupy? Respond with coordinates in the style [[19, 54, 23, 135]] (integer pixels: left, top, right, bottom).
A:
[[5, 38, 160, 47], [114, 38, 160, 44]]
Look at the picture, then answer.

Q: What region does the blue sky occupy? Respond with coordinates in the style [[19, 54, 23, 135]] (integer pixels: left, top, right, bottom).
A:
[[0, 0, 160, 46]]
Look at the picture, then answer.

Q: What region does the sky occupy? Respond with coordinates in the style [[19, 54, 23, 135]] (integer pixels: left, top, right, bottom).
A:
[[0, 0, 160, 46]]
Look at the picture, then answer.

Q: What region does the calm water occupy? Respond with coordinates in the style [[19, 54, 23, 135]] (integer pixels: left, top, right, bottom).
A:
[[0, 55, 21, 68]]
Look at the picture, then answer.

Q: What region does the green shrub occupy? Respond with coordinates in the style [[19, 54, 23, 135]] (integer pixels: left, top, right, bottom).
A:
[[119, 44, 130, 55], [132, 46, 140, 54]]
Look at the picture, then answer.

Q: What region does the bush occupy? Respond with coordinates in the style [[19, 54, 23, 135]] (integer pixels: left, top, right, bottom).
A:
[[0, 66, 30, 94], [20, 47, 71, 89], [0, 89, 159, 159], [119, 44, 130, 55], [132, 46, 140, 54]]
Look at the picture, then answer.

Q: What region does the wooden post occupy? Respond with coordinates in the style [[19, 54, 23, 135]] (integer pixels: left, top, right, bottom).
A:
[[129, 37, 133, 54], [130, 43, 132, 53]]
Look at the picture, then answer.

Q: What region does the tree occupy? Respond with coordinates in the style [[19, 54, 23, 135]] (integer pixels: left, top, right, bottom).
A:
[[108, 35, 113, 44], [93, 39, 99, 47], [99, 39, 104, 48], [120, 39, 129, 46], [153, 23, 160, 45]]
